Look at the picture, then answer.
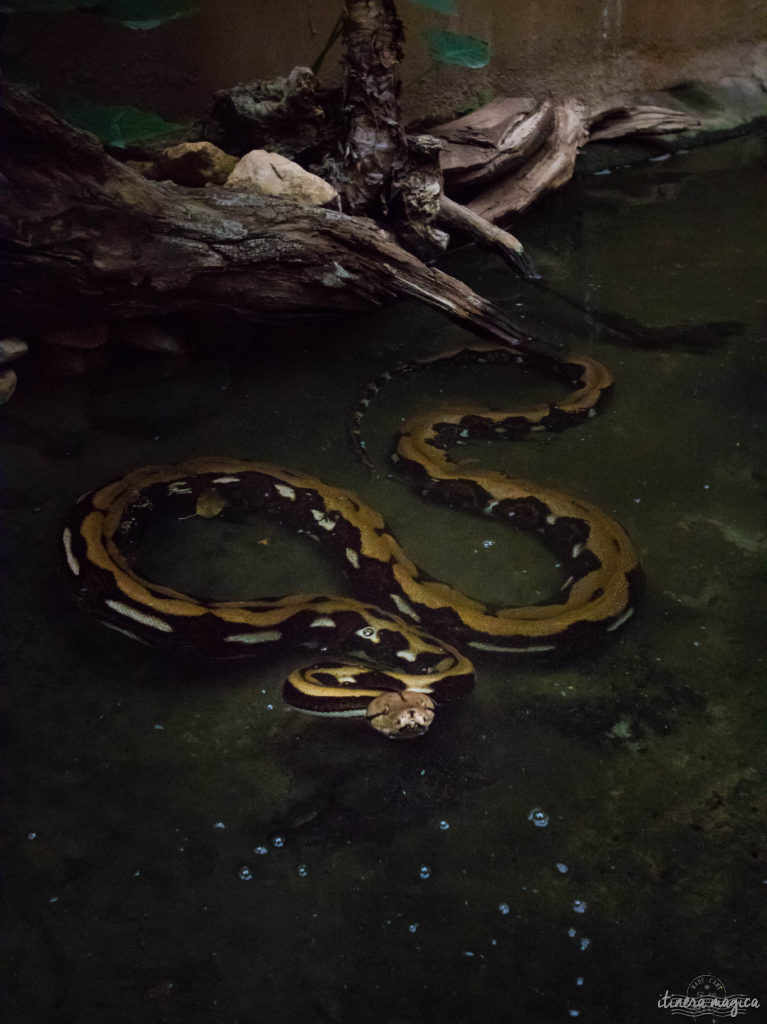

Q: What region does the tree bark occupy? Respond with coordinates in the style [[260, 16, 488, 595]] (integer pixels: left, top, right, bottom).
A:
[[0, 83, 559, 370], [587, 103, 700, 141], [465, 99, 588, 221], [433, 96, 701, 222], [334, 0, 407, 216], [435, 97, 555, 192]]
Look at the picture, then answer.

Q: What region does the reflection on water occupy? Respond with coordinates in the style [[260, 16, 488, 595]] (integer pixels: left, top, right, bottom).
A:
[[2, 135, 765, 1024]]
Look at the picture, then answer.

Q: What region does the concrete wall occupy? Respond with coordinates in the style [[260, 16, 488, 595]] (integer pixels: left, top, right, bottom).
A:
[[5, 0, 767, 125]]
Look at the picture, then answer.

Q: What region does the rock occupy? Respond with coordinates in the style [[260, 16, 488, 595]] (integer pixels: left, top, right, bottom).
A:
[[38, 323, 109, 349], [0, 441, 55, 509], [110, 319, 187, 355], [225, 150, 338, 206], [157, 141, 238, 187], [0, 337, 29, 365], [0, 368, 17, 403]]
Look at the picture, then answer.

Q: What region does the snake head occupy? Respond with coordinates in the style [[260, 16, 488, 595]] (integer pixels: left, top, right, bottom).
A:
[[365, 691, 436, 739]]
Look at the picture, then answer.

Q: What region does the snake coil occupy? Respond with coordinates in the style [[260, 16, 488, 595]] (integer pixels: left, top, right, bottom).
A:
[[62, 344, 641, 738]]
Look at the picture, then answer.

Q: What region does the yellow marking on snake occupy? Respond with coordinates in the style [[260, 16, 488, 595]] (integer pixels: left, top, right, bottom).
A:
[[62, 347, 640, 739]]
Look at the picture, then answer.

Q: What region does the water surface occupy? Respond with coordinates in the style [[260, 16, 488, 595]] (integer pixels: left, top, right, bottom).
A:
[[2, 134, 765, 1024]]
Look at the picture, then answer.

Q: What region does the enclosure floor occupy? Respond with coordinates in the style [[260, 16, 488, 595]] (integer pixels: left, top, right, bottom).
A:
[[2, 134, 765, 1024]]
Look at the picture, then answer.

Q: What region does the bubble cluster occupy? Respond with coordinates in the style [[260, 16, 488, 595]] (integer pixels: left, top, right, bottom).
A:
[[297, 864, 308, 877], [527, 808, 549, 828], [238, 866, 253, 881], [272, 835, 285, 848], [254, 845, 268, 856], [498, 903, 510, 915], [573, 899, 587, 914]]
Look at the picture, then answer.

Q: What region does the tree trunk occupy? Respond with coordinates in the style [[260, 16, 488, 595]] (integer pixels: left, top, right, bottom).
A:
[[334, 0, 406, 216]]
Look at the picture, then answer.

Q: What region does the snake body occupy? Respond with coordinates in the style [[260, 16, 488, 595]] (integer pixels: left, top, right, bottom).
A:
[[62, 345, 641, 738]]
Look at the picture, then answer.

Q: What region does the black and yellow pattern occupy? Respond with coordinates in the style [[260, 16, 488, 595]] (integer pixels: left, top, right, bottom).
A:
[[62, 345, 641, 738]]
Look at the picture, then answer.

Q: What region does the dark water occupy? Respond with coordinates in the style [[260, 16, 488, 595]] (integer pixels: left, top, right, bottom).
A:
[[2, 134, 765, 1024]]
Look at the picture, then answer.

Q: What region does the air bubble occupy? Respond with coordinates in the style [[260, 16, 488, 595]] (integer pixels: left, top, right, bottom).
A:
[[556, 863, 569, 873], [527, 808, 549, 827], [408, 923, 419, 933], [272, 835, 285, 848], [213, 821, 225, 830], [573, 899, 587, 914], [439, 820, 450, 830], [238, 866, 253, 881], [579, 937, 591, 951], [419, 865, 431, 880], [254, 845, 268, 856], [498, 903, 510, 915], [297, 864, 308, 877]]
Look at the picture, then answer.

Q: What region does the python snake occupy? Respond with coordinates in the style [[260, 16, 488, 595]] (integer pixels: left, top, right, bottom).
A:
[[62, 344, 641, 738]]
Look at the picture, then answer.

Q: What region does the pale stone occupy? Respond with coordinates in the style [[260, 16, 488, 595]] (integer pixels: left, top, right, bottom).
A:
[[0, 368, 17, 403], [0, 337, 29, 365], [225, 150, 337, 206], [158, 141, 238, 187], [40, 324, 109, 349]]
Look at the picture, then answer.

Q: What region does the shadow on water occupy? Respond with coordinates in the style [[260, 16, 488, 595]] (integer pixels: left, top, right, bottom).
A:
[[2, 133, 766, 1024]]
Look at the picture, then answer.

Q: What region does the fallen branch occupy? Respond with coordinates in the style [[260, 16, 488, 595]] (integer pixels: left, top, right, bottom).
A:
[[0, 84, 558, 369], [437, 196, 538, 278]]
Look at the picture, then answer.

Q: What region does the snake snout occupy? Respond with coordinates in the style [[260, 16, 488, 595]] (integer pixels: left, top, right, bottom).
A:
[[366, 691, 436, 739]]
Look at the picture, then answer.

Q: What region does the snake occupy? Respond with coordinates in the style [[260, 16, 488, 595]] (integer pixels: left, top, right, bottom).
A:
[[61, 344, 641, 739]]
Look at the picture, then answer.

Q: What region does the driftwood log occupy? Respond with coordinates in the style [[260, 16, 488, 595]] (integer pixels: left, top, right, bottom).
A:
[[433, 96, 701, 221], [586, 103, 703, 141], [1, 82, 733, 360], [0, 83, 558, 369], [434, 96, 555, 192]]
